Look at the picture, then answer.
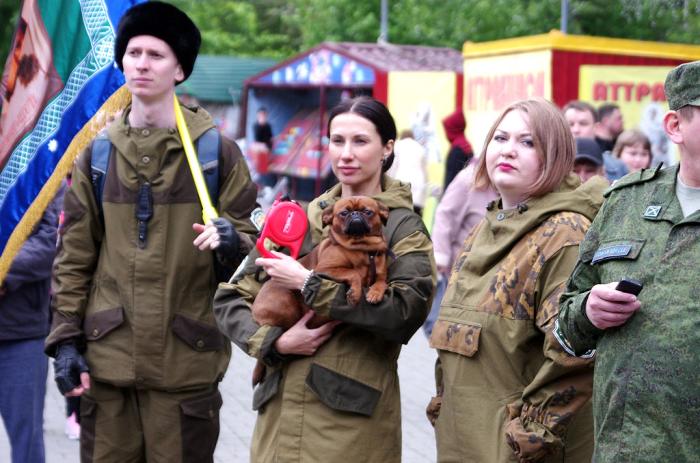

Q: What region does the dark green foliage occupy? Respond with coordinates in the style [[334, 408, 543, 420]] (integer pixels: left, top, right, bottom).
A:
[[2, 1, 700, 74]]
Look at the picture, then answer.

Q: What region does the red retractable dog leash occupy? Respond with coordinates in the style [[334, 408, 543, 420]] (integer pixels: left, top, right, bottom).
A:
[[256, 198, 308, 259]]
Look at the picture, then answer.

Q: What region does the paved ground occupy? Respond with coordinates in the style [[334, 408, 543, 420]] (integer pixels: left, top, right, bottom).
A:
[[0, 331, 438, 462]]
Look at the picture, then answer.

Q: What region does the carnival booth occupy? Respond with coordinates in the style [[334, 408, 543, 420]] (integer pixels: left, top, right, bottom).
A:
[[241, 42, 463, 201], [462, 30, 700, 163]]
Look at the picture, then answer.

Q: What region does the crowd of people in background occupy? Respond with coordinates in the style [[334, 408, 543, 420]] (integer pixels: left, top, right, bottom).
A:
[[2, 2, 699, 463]]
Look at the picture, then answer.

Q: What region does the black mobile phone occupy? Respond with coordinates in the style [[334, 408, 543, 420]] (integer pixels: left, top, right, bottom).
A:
[[615, 278, 643, 296]]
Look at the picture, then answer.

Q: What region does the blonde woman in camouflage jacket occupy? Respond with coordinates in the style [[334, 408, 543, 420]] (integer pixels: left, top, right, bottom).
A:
[[428, 99, 606, 462], [214, 97, 435, 462]]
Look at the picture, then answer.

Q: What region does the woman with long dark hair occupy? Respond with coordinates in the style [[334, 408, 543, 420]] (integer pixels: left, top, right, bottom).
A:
[[215, 96, 435, 462]]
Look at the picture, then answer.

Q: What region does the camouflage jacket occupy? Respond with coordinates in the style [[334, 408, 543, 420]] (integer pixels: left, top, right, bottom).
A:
[[46, 104, 259, 390], [557, 164, 700, 462], [430, 174, 606, 463]]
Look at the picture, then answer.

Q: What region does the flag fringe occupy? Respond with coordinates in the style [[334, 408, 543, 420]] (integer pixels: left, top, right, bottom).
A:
[[0, 85, 131, 284]]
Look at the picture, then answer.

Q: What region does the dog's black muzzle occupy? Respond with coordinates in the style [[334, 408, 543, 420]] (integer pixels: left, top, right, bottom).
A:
[[344, 212, 371, 236]]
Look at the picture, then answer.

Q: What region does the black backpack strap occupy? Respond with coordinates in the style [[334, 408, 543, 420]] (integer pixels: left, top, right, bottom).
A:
[[90, 132, 111, 217], [196, 128, 220, 206]]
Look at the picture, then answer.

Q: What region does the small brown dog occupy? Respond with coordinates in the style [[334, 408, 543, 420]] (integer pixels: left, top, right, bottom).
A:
[[252, 196, 390, 329], [250, 197, 390, 385]]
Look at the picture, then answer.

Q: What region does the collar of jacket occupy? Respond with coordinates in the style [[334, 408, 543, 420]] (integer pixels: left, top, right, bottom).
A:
[[107, 100, 215, 155], [636, 164, 685, 224], [472, 173, 606, 271], [307, 175, 414, 242]]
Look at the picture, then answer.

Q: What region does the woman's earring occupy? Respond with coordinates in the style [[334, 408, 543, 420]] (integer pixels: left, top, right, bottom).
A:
[[381, 156, 387, 166]]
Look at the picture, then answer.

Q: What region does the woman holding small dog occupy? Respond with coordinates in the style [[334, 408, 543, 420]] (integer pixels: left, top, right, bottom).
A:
[[428, 99, 604, 462], [214, 96, 435, 462]]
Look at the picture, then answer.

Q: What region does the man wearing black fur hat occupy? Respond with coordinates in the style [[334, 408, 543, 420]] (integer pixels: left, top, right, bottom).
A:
[[44, 2, 259, 461]]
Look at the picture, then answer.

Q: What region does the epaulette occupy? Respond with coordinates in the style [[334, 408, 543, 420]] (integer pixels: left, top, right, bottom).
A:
[[603, 163, 664, 198]]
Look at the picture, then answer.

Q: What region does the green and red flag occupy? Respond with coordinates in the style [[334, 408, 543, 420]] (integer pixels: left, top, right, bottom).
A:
[[0, 0, 144, 282]]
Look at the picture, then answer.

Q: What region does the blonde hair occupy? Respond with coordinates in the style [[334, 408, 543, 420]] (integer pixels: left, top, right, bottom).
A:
[[612, 130, 652, 168], [474, 99, 575, 197]]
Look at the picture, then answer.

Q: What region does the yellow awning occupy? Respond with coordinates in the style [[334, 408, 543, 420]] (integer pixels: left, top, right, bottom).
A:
[[463, 30, 700, 61]]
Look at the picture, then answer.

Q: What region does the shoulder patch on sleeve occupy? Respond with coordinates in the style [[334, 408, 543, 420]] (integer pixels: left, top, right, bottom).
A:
[[603, 164, 663, 197]]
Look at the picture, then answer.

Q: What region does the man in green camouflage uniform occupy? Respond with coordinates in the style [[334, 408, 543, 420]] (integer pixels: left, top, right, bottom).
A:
[[556, 61, 700, 462]]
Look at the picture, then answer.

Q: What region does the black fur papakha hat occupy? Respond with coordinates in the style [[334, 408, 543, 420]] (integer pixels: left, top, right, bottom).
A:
[[114, 1, 201, 83]]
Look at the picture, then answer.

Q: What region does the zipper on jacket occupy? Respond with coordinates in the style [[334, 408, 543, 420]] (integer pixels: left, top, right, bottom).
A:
[[136, 181, 153, 249]]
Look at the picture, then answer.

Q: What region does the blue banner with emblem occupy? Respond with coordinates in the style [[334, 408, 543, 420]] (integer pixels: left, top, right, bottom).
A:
[[0, 0, 145, 283]]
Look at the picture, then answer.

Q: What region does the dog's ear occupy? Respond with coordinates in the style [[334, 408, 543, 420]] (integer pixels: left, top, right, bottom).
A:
[[321, 203, 335, 227], [378, 203, 390, 224]]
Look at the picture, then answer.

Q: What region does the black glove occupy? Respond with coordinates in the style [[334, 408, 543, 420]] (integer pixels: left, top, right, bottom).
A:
[[54, 342, 89, 395], [212, 217, 239, 257]]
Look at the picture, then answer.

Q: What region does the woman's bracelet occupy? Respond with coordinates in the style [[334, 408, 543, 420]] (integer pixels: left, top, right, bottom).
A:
[[300, 270, 315, 293]]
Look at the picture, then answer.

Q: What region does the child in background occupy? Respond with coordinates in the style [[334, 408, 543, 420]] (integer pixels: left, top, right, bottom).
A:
[[613, 129, 652, 173]]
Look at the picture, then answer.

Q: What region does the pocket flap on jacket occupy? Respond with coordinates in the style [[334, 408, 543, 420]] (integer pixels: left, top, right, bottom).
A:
[[252, 368, 282, 411], [429, 319, 481, 358], [305, 364, 381, 417], [180, 389, 223, 420], [84, 307, 124, 341], [171, 314, 225, 352]]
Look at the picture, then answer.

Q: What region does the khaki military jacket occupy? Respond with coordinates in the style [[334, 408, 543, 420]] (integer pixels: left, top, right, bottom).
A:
[[46, 104, 259, 391], [558, 165, 700, 462], [431, 174, 605, 462], [214, 176, 436, 462]]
